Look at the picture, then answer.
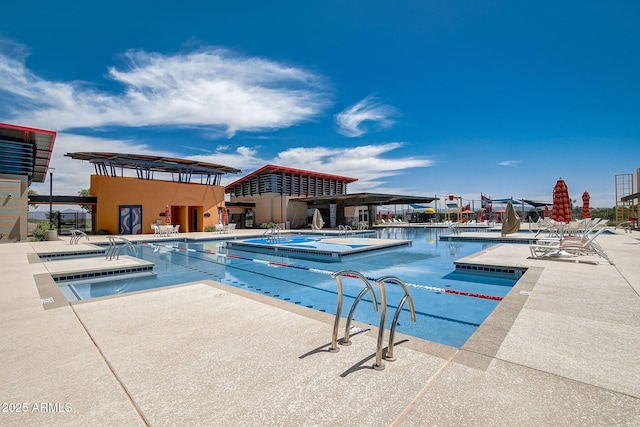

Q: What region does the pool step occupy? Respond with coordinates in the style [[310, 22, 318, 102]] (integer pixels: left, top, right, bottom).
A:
[[454, 262, 526, 278], [44, 255, 155, 283]]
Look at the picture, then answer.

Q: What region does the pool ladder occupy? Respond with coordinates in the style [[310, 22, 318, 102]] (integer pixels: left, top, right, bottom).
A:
[[330, 270, 416, 371], [263, 225, 281, 243], [337, 225, 352, 237], [70, 229, 89, 245], [105, 236, 137, 260]]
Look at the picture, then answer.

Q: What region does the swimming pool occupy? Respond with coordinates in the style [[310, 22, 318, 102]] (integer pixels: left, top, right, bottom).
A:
[[60, 228, 517, 348]]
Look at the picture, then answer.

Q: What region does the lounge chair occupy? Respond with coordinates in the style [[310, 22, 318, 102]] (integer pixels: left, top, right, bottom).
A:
[[529, 220, 613, 264]]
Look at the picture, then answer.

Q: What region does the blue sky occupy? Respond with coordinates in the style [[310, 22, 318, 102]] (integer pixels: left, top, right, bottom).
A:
[[1, 1, 639, 208]]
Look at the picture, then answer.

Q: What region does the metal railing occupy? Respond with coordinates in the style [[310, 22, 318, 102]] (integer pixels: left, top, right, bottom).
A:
[[105, 236, 136, 260], [329, 270, 378, 352], [337, 225, 353, 238], [69, 229, 89, 245], [262, 225, 281, 243], [329, 271, 416, 371]]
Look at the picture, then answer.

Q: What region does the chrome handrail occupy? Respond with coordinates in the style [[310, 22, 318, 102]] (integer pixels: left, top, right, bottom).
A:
[[372, 276, 416, 369], [329, 270, 378, 353], [70, 229, 89, 245], [377, 276, 416, 361], [105, 236, 136, 260]]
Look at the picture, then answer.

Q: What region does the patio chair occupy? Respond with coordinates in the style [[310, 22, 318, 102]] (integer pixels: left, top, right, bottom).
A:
[[529, 220, 613, 264], [171, 224, 180, 235]]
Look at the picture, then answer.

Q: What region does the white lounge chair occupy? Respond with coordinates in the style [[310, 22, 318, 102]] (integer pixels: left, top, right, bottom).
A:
[[529, 220, 612, 264]]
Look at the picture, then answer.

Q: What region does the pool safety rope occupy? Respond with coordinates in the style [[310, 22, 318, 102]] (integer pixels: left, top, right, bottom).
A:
[[142, 242, 503, 301]]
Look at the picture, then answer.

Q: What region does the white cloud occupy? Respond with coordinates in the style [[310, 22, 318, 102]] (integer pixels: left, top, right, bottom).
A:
[[28, 133, 170, 200], [0, 45, 330, 136], [335, 96, 398, 137], [498, 160, 521, 167], [271, 142, 433, 193]]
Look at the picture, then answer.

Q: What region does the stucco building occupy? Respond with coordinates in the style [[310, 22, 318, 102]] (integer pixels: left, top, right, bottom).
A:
[[0, 123, 56, 242]]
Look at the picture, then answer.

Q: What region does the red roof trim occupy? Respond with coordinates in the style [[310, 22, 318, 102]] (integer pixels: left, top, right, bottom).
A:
[[0, 122, 57, 137], [225, 164, 358, 190], [0, 123, 57, 183]]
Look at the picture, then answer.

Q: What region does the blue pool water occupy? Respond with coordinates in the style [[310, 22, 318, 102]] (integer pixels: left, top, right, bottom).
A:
[[62, 228, 517, 348]]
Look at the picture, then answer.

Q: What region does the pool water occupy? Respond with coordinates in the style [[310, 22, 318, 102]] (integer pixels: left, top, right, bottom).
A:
[[63, 228, 517, 348]]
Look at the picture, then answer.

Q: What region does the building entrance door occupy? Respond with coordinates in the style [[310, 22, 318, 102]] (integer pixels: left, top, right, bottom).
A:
[[119, 205, 142, 234]]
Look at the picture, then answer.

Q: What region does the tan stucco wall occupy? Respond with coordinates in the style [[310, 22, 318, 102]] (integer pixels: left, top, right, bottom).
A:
[[0, 175, 28, 242], [229, 193, 311, 228], [91, 175, 226, 234]]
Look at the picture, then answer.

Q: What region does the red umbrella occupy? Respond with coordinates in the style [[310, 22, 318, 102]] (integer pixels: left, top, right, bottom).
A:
[[544, 205, 549, 218], [222, 208, 229, 224], [386, 211, 391, 220], [552, 177, 571, 223], [165, 205, 171, 225], [581, 191, 591, 219], [477, 210, 484, 222], [377, 211, 382, 220]]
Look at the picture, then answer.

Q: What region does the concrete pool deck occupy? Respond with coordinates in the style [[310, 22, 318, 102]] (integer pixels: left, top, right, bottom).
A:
[[1, 227, 639, 425]]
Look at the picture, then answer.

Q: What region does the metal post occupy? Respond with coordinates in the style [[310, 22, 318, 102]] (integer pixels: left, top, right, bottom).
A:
[[48, 168, 55, 230]]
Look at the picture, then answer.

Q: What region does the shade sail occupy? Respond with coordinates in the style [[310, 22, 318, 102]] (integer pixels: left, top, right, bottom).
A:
[[552, 178, 571, 223], [582, 191, 591, 219]]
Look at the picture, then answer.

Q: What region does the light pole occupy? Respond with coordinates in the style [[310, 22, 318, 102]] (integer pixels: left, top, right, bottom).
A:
[[48, 168, 55, 230]]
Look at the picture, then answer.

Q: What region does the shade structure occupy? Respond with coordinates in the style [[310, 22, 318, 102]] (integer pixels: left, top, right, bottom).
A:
[[312, 208, 324, 230], [222, 208, 229, 224], [501, 201, 521, 236], [582, 191, 591, 219], [552, 177, 571, 223], [164, 205, 171, 225], [544, 205, 550, 218], [425, 207, 435, 214]]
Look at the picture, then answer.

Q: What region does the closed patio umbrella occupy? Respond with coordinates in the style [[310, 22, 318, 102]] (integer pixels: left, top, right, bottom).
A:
[[581, 191, 591, 219], [501, 201, 521, 236], [552, 177, 571, 223], [544, 205, 549, 218], [312, 208, 324, 230], [222, 208, 229, 225], [165, 205, 171, 225]]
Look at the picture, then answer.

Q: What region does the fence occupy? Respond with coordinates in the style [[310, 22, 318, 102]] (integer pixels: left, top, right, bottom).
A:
[[27, 211, 93, 235]]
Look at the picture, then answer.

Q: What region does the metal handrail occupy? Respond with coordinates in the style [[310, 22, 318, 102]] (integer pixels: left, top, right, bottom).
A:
[[70, 229, 89, 245], [329, 270, 378, 353], [262, 225, 281, 243], [105, 236, 136, 260], [372, 276, 416, 370], [377, 276, 416, 362], [340, 273, 378, 347]]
